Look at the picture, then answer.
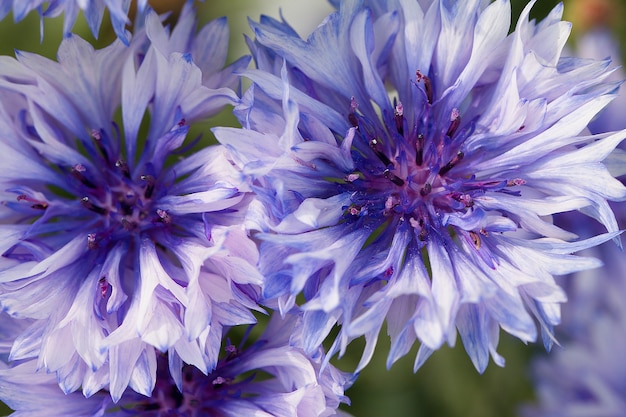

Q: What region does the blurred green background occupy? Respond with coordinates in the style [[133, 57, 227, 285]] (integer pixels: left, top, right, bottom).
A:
[[0, 0, 622, 416]]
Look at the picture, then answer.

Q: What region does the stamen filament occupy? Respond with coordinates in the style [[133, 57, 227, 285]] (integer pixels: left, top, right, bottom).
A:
[[370, 139, 393, 167], [81, 197, 108, 215]]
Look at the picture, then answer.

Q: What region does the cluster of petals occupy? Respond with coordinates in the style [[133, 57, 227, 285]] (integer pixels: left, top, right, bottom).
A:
[[214, 0, 626, 373], [522, 29, 626, 412], [0, 0, 207, 44], [0, 312, 353, 416], [0, 6, 260, 400]]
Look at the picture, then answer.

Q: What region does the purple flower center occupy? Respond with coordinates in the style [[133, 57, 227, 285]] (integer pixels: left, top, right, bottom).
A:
[[341, 72, 524, 245], [5, 121, 183, 260], [114, 349, 255, 416], [68, 129, 174, 247]]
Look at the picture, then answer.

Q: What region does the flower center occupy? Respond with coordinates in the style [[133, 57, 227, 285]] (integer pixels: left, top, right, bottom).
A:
[[8, 124, 178, 256], [114, 348, 246, 416], [75, 128, 177, 250], [340, 72, 523, 243], [76, 161, 164, 235]]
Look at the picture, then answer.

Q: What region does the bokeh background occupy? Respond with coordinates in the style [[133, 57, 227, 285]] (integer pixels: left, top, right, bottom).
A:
[[0, 1, 624, 416]]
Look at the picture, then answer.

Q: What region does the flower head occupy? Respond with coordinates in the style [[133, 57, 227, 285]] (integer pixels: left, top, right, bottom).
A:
[[0, 8, 258, 400], [0, 312, 353, 417], [214, 0, 626, 373]]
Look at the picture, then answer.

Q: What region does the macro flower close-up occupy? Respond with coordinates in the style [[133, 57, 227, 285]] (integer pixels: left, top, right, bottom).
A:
[[215, 0, 626, 373], [2, 0, 626, 416], [0, 5, 262, 401]]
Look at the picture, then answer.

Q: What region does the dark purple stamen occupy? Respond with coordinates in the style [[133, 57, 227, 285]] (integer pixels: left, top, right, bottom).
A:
[[91, 129, 110, 164], [71, 164, 97, 189], [156, 209, 171, 224], [384, 266, 394, 278], [370, 139, 393, 167], [141, 175, 155, 199], [349, 97, 359, 127], [415, 134, 424, 166], [439, 151, 464, 176], [81, 196, 107, 215], [87, 233, 98, 249], [446, 108, 461, 137], [384, 169, 405, 186], [420, 183, 432, 196], [17, 194, 48, 210], [395, 103, 404, 135], [349, 113, 359, 128], [115, 160, 130, 178]]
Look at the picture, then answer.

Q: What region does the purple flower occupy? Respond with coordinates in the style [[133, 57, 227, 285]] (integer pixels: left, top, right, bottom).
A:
[[0, 9, 259, 400], [0, 312, 353, 417], [214, 0, 626, 373]]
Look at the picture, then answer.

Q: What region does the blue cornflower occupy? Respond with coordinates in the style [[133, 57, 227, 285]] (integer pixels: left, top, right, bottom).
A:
[[0, 9, 259, 400], [0, 312, 353, 417], [214, 0, 626, 373]]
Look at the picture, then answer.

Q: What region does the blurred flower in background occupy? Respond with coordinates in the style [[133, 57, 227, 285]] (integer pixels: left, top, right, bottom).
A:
[[522, 238, 626, 417], [565, 0, 626, 134], [522, 1, 626, 416]]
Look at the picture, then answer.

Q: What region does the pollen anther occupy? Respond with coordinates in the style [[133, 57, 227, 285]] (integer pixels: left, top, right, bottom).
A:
[[469, 231, 481, 249]]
